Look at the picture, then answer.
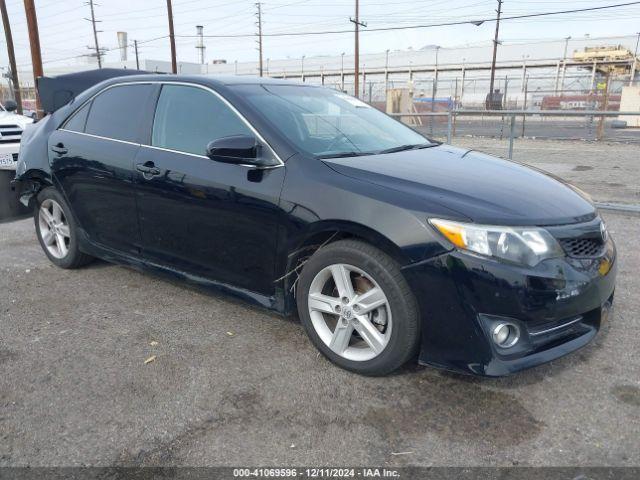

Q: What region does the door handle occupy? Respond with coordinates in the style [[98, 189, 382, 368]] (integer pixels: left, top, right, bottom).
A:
[[136, 162, 161, 178], [51, 143, 67, 155]]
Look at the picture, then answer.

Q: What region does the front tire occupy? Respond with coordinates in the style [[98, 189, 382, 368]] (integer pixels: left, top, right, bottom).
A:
[[296, 239, 420, 376], [34, 187, 93, 269]]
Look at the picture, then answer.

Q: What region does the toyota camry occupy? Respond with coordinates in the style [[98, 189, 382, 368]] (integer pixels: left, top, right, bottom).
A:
[[13, 72, 616, 376]]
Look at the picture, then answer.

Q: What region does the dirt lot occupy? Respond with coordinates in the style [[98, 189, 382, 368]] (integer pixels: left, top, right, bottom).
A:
[[1, 140, 639, 467], [453, 138, 640, 206]]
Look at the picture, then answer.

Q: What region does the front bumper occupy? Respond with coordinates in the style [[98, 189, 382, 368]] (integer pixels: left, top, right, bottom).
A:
[[403, 236, 617, 377]]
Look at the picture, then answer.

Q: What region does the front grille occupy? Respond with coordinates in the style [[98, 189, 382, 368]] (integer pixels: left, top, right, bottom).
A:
[[0, 124, 22, 144], [560, 237, 604, 258], [528, 315, 583, 337]]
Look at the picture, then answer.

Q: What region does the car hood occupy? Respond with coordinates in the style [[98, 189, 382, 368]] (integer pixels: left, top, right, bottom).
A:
[[322, 144, 596, 226]]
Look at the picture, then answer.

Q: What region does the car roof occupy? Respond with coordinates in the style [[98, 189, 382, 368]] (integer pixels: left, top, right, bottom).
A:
[[102, 74, 312, 89]]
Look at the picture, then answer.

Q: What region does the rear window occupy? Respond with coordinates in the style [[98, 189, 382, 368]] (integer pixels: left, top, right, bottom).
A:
[[63, 102, 91, 133], [84, 84, 154, 143]]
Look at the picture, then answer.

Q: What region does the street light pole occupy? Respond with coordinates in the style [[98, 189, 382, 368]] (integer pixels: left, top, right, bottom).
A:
[[301, 55, 305, 82]]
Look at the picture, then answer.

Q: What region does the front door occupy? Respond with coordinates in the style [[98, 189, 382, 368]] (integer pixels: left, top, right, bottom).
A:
[[135, 84, 285, 295], [50, 83, 157, 255]]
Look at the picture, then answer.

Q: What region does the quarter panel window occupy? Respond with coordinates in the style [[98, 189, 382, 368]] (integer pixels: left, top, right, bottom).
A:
[[85, 84, 154, 143], [63, 101, 91, 132], [151, 84, 252, 156]]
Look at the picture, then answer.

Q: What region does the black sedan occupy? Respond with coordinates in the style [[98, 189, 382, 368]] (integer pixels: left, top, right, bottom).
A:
[[13, 74, 616, 376]]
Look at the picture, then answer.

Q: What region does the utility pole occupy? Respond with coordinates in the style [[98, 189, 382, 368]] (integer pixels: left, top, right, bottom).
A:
[[384, 48, 390, 95], [560, 36, 571, 94], [86, 0, 102, 68], [1, 0, 23, 114], [341, 52, 345, 91], [521, 54, 528, 92], [562, 36, 571, 62], [134, 40, 140, 70], [350, 0, 366, 98], [597, 69, 611, 141], [256, 2, 263, 77], [431, 46, 440, 113], [23, 0, 43, 118], [630, 32, 640, 86], [166, 0, 177, 73], [488, 0, 502, 109]]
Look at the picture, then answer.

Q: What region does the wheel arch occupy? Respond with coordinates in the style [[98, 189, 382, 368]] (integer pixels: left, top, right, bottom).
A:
[[14, 168, 54, 210], [279, 220, 412, 314]]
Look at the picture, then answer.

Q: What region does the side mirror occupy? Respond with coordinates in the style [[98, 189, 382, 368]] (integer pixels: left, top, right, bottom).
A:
[[206, 135, 264, 166], [4, 100, 17, 112]]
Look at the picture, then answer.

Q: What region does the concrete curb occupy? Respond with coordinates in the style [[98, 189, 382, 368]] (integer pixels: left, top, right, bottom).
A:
[[595, 202, 640, 214]]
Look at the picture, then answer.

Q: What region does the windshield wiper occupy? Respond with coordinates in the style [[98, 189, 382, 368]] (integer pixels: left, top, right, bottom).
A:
[[317, 151, 374, 159], [377, 143, 435, 154]]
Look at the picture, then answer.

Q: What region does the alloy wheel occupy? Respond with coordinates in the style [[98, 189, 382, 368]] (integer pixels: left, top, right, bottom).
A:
[[38, 199, 71, 259], [307, 263, 392, 362]]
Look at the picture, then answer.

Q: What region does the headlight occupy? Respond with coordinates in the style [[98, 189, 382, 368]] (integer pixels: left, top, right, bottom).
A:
[[429, 218, 563, 267]]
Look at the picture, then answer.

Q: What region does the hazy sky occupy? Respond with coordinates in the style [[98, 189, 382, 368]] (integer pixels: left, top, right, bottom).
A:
[[2, 0, 640, 72]]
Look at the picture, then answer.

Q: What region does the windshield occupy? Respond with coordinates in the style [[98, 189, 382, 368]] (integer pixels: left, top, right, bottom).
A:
[[237, 85, 432, 158]]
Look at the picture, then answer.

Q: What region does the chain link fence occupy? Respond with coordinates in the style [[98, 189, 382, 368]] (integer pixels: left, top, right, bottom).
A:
[[391, 111, 640, 157]]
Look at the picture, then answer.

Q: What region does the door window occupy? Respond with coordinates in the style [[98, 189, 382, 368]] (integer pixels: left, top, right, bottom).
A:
[[84, 84, 154, 143], [151, 84, 252, 156], [63, 101, 91, 132]]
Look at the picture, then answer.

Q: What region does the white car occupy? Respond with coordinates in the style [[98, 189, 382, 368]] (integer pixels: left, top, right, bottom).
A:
[[0, 100, 34, 171]]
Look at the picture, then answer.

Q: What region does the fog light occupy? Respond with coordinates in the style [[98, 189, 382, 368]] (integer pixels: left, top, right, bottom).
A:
[[492, 323, 520, 348]]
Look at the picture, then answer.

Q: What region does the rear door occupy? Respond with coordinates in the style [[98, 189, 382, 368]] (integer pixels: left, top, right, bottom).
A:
[[50, 83, 157, 255]]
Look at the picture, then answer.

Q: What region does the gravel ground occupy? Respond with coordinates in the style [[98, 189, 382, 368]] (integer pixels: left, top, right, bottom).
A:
[[1, 210, 639, 467], [451, 138, 640, 206]]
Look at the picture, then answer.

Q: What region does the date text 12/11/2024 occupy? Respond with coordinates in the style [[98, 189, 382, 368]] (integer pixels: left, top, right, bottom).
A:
[[232, 468, 401, 478]]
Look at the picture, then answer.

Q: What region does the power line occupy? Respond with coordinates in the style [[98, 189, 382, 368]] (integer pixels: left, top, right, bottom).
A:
[[175, 1, 640, 38]]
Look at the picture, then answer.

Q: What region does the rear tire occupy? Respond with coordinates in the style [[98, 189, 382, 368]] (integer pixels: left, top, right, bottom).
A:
[[296, 239, 420, 376], [34, 187, 93, 269]]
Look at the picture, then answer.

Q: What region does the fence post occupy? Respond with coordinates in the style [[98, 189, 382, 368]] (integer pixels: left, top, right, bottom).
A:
[[508, 114, 516, 159], [447, 110, 452, 144]]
